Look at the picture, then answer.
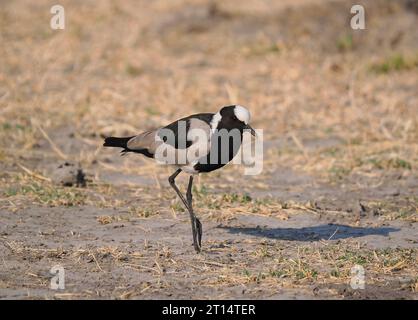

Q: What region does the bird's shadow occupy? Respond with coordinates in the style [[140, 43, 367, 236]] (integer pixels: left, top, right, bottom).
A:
[[219, 224, 399, 241]]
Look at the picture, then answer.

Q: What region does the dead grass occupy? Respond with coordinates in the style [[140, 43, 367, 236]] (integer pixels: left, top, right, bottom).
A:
[[370, 53, 418, 74], [2, 174, 87, 206], [3, 238, 416, 298]]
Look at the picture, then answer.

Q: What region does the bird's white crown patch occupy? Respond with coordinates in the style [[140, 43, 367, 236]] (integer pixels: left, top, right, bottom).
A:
[[234, 105, 250, 124]]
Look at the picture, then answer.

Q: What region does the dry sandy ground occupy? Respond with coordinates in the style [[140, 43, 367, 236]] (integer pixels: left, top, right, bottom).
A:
[[0, 0, 417, 299]]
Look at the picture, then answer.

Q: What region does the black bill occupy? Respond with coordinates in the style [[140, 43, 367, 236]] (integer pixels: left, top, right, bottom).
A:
[[244, 124, 257, 137]]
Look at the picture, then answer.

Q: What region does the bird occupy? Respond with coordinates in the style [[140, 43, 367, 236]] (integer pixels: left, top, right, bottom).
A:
[[103, 105, 256, 253]]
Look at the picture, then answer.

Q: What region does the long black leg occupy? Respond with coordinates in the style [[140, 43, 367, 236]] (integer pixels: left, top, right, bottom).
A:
[[186, 175, 202, 252], [195, 218, 202, 249], [168, 169, 200, 253], [168, 169, 189, 210]]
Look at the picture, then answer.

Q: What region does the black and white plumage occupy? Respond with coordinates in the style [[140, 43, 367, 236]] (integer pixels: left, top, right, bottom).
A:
[[103, 105, 256, 252]]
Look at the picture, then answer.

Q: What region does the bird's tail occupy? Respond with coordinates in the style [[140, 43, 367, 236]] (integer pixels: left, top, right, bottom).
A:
[[103, 136, 134, 149]]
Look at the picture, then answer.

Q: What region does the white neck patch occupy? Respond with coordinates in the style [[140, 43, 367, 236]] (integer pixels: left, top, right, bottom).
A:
[[234, 105, 250, 124], [210, 112, 222, 133]]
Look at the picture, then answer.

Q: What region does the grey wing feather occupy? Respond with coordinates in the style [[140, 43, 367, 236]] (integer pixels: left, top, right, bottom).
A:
[[125, 114, 213, 165], [127, 130, 159, 154]]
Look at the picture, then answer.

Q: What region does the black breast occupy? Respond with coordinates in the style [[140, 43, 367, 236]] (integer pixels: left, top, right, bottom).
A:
[[194, 126, 243, 173]]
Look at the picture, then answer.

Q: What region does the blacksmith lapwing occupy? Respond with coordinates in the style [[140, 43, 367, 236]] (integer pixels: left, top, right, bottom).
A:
[[103, 105, 256, 252]]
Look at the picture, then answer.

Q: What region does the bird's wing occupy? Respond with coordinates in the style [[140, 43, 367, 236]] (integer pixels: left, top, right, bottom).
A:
[[160, 113, 214, 165], [126, 113, 214, 165], [157, 113, 213, 149], [126, 130, 159, 154]]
